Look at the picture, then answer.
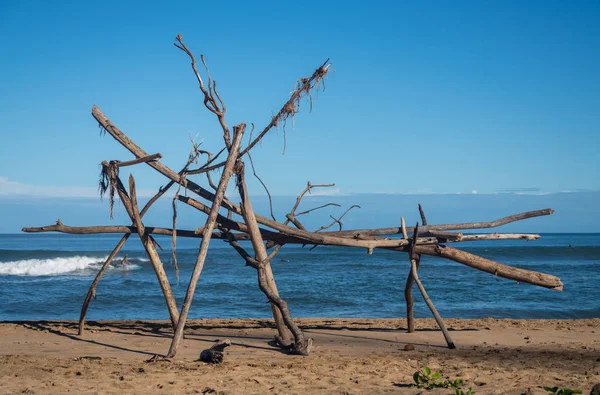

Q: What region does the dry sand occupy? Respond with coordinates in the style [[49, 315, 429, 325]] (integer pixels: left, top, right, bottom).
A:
[[0, 318, 599, 394]]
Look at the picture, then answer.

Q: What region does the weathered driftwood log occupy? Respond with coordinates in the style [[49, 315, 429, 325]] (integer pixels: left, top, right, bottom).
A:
[[166, 124, 245, 359], [235, 161, 308, 354], [326, 208, 554, 238], [101, 166, 180, 329], [403, 215, 419, 333], [78, 234, 129, 335], [414, 244, 564, 291], [124, 174, 180, 328], [113, 153, 162, 168], [77, 180, 176, 335], [408, 224, 455, 348], [403, 215, 417, 333], [23, 223, 231, 240]]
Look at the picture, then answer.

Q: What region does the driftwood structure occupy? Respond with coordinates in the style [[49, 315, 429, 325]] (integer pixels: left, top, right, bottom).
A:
[[23, 35, 563, 358]]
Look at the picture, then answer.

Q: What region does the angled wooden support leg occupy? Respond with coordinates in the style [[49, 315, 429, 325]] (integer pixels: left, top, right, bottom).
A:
[[409, 224, 455, 349], [166, 124, 245, 359], [79, 234, 130, 335], [404, 267, 417, 333]]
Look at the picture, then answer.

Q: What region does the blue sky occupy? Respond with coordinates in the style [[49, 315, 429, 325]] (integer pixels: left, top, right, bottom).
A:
[[0, 1, 599, 229]]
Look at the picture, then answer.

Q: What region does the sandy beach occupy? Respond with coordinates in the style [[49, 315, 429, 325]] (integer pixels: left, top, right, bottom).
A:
[[0, 318, 598, 394]]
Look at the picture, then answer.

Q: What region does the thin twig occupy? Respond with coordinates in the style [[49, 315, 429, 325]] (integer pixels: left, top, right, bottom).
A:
[[246, 124, 276, 221], [283, 181, 336, 230], [295, 202, 341, 216], [315, 205, 360, 232]]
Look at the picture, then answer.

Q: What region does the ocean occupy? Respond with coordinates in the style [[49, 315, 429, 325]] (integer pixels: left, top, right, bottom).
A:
[[0, 233, 598, 321]]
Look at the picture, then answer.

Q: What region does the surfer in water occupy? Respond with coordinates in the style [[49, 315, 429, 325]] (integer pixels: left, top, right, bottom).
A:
[[121, 254, 130, 269]]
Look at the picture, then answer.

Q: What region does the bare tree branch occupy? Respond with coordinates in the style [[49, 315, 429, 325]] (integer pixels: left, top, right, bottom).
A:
[[315, 205, 360, 232], [295, 203, 341, 216], [192, 60, 331, 173], [174, 34, 231, 149], [247, 124, 277, 221]]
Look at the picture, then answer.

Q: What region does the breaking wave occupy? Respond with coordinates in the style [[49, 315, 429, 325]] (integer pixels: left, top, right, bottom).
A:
[[0, 256, 126, 276]]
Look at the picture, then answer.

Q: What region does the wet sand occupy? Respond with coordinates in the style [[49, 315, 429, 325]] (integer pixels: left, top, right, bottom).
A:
[[1, 318, 599, 394]]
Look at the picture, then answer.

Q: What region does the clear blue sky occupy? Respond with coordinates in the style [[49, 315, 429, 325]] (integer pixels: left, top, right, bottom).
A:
[[1, 0, 599, 199]]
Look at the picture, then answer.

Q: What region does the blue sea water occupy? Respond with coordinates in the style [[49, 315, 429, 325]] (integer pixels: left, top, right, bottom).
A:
[[0, 233, 598, 321]]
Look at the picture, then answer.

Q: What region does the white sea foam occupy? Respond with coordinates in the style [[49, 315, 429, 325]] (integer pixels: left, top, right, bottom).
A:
[[0, 256, 106, 276]]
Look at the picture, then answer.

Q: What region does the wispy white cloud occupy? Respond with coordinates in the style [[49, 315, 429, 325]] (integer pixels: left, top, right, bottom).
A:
[[0, 176, 156, 198], [304, 187, 342, 197], [499, 187, 542, 193], [493, 187, 565, 196]]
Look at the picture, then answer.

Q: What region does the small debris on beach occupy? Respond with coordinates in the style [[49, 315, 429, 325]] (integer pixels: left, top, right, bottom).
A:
[[199, 339, 232, 364]]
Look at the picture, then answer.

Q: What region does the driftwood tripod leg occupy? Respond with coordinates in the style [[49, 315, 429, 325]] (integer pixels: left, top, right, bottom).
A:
[[236, 165, 292, 346], [127, 176, 180, 330], [402, 216, 416, 333], [404, 265, 417, 333], [236, 162, 307, 353], [256, 263, 310, 355], [166, 125, 244, 359], [79, 180, 174, 337], [410, 255, 455, 349], [79, 234, 130, 335]]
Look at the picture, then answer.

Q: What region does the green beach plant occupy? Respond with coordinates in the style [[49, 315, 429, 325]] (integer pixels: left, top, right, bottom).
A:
[[543, 386, 582, 395], [412, 366, 474, 393]]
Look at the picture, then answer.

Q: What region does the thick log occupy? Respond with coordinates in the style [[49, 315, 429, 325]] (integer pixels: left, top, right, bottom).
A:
[[126, 175, 180, 328], [403, 216, 415, 332], [236, 161, 298, 351], [415, 244, 564, 291], [166, 124, 245, 359], [404, 262, 417, 333]]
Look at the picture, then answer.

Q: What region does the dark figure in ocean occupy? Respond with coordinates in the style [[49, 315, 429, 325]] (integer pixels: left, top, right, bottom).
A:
[[121, 254, 130, 268]]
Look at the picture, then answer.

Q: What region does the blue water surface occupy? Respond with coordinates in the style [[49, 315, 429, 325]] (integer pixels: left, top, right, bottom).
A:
[[0, 233, 598, 321]]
